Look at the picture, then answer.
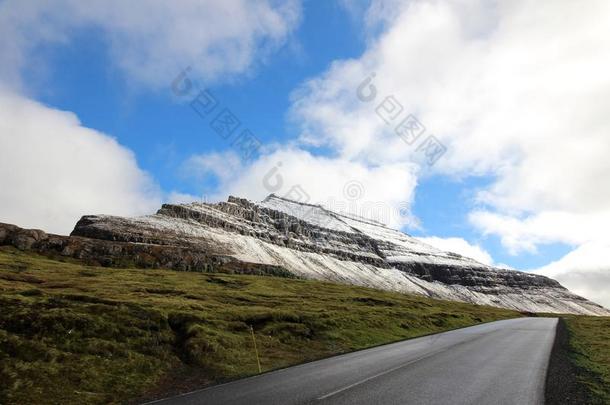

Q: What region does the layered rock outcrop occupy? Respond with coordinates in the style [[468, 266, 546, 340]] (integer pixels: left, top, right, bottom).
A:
[[1, 195, 608, 315]]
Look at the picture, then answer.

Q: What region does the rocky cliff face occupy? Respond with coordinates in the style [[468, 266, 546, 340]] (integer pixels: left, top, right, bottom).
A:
[[1, 195, 608, 315]]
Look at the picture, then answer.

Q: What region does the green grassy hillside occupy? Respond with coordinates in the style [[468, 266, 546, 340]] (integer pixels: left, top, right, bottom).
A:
[[0, 246, 521, 404], [564, 315, 610, 403]]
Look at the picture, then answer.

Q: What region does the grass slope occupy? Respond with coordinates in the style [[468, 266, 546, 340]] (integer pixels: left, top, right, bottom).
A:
[[564, 316, 610, 403], [0, 246, 521, 404]]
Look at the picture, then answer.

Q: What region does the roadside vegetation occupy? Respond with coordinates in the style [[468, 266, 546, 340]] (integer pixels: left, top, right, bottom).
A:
[[0, 246, 521, 404], [564, 315, 610, 403]]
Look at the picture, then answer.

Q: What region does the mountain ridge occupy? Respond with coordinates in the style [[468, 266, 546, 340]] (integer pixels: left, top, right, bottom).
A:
[[1, 194, 607, 315]]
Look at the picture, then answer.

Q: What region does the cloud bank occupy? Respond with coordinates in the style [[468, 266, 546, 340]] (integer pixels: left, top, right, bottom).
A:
[[0, 92, 160, 234], [534, 241, 610, 309]]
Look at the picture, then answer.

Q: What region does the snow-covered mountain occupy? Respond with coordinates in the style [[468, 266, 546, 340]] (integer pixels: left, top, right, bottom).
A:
[[1, 194, 607, 315], [63, 194, 606, 315]]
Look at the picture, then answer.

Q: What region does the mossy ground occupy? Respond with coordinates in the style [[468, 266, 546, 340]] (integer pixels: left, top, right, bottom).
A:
[[0, 246, 521, 404], [563, 315, 610, 403]]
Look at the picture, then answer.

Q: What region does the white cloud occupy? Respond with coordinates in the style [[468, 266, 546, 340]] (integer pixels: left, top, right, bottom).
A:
[[182, 151, 244, 184], [469, 210, 610, 255], [534, 241, 610, 309], [0, 0, 301, 91], [0, 92, 161, 234], [416, 236, 494, 266], [282, 0, 610, 305]]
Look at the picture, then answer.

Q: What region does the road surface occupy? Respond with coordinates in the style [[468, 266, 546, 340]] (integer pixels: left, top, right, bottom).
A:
[[148, 317, 558, 405]]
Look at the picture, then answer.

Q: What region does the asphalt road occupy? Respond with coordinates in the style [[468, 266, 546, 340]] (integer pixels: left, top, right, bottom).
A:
[[149, 317, 558, 405]]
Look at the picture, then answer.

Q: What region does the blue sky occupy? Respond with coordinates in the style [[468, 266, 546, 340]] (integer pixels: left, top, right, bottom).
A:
[[1, 0, 608, 306]]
